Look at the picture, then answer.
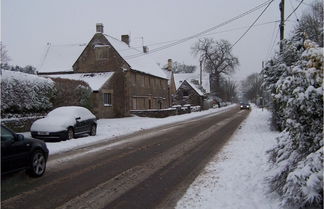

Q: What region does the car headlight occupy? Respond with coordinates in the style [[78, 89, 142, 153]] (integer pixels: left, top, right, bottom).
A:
[[240, 105, 243, 108]]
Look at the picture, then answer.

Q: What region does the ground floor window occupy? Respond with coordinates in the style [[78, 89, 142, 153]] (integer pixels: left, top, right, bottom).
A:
[[103, 93, 112, 106]]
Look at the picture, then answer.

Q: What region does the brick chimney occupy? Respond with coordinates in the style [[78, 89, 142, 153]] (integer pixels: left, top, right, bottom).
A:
[[121, 35, 130, 46], [96, 23, 104, 33], [167, 59, 173, 71]]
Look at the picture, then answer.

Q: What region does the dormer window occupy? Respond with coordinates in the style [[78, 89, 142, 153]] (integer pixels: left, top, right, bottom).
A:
[[94, 44, 109, 60]]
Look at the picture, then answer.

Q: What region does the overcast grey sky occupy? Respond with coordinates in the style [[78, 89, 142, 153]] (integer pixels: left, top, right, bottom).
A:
[[1, 0, 310, 81]]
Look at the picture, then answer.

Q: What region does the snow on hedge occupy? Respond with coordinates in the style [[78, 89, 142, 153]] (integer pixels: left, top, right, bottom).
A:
[[262, 40, 323, 209], [1, 69, 55, 117]]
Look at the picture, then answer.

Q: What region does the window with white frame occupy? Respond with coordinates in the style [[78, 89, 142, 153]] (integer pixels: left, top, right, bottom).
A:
[[103, 93, 112, 106]]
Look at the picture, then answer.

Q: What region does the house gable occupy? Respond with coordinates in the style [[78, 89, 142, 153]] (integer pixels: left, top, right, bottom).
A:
[[178, 81, 198, 96], [73, 33, 130, 73]]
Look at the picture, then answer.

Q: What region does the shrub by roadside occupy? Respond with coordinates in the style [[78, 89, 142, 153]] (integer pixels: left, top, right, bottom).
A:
[[1, 69, 55, 118], [50, 77, 93, 111]]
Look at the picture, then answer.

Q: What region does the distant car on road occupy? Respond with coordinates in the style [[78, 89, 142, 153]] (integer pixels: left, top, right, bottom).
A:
[[1, 125, 49, 177], [240, 103, 251, 110], [31, 106, 97, 141]]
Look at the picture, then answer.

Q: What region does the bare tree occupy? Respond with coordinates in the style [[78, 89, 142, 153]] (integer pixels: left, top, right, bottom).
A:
[[192, 38, 239, 99], [293, 0, 323, 46], [0, 42, 11, 64], [241, 73, 263, 103], [221, 78, 238, 102]]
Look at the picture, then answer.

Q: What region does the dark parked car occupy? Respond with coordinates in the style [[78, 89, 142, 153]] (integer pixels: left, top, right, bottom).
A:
[[240, 103, 251, 110], [1, 125, 49, 177], [31, 106, 97, 141]]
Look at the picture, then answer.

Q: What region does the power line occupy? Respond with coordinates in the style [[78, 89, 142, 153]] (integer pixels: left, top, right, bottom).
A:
[[230, 0, 274, 49], [297, 0, 312, 7], [205, 20, 279, 37], [288, 0, 300, 21], [125, 0, 273, 59], [125, 20, 280, 51], [285, 0, 304, 22], [266, 26, 279, 59]]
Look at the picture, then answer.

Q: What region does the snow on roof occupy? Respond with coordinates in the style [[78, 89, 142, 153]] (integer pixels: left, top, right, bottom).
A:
[[174, 71, 210, 93], [187, 81, 205, 96], [105, 35, 167, 79], [46, 72, 114, 91], [37, 34, 166, 79], [1, 69, 54, 85], [178, 80, 205, 96], [38, 43, 87, 73]]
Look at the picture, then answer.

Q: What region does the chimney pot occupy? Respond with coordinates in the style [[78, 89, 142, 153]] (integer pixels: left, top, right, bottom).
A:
[[96, 23, 104, 33], [121, 35, 130, 46]]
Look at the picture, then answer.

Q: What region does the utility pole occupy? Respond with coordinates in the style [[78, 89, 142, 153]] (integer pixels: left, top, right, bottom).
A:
[[279, 0, 285, 53]]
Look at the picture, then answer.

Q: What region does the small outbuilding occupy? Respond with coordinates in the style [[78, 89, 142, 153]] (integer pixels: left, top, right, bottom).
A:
[[174, 80, 206, 108]]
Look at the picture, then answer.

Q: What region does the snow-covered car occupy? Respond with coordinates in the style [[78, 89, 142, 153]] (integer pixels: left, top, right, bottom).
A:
[[31, 106, 97, 141]]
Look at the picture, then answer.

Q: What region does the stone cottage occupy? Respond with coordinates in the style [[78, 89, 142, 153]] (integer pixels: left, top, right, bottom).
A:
[[38, 23, 169, 118], [174, 79, 206, 108]]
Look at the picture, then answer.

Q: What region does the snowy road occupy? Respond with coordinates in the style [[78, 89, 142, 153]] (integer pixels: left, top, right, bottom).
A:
[[1, 106, 249, 209]]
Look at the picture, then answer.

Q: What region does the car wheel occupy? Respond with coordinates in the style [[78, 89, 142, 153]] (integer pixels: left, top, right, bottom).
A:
[[67, 127, 74, 140], [27, 150, 46, 177], [90, 124, 97, 136]]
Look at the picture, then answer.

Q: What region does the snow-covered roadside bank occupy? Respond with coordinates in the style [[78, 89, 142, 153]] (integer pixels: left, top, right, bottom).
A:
[[22, 105, 235, 155], [176, 107, 281, 209]]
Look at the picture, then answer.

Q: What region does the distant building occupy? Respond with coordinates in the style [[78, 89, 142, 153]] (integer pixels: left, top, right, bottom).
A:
[[38, 24, 169, 118], [174, 79, 206, 108]]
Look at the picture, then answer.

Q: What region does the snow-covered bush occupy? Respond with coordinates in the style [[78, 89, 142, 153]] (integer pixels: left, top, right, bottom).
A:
[[50, 77, 92, 110], [262, 2, 323, 207], [262, 39, 304, 130], [1, 70, 55, 117], [266, 41, 323, 209]]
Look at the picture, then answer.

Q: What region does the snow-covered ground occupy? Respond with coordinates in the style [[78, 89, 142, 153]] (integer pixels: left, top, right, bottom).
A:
[[176, 106, 281, 209], [23, 105, 235, 155]]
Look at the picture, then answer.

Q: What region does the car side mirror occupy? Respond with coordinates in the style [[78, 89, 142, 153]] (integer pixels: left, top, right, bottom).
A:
[[75, 117, 81, 121], [16, 134, 24, 141]]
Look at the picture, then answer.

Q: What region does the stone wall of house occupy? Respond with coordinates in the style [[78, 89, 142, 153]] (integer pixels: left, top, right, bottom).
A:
[[127, 71, 169, 110], [92, 72, 129, 118]]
